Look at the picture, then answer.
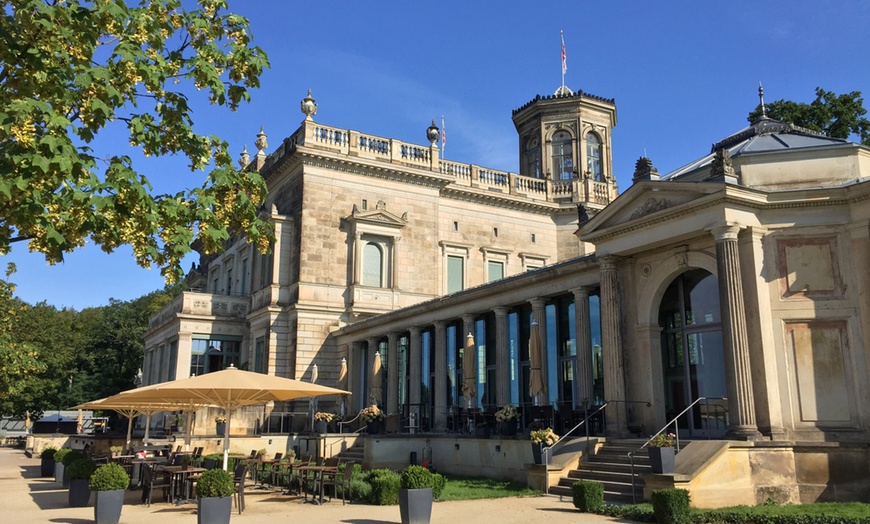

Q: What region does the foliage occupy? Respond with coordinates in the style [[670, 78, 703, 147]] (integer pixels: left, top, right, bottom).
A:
[[400, 465, 446, 499], [571, 480, 604, 513], [53, 447, 72, 463], [67, 457, 97, 480], [367, 468, 401, 505], [494, 404, 520, 422], [0, 0, 273, 283], [529, 427, 558, 446], [348, 463, 373, 502], [89, 463, 130, 491], [62, 450, 86, 466], [360, 404, 384, 422], [649, 432, 676, 448], [214, 415, 227, 424], [651, 488, 691, 524], [40, 447, 57, 460], [748, 88, 870, 146], [109, 446, 123, 454], [314, 412, 336, 422], [598, 503, 656, 522], [0, 264, 47, 407], [696, 502, 870, 523], [195, 467, 233, 498]]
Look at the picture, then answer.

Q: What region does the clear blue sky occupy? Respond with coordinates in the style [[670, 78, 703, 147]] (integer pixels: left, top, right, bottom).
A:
[[5, 0, 870, 310]]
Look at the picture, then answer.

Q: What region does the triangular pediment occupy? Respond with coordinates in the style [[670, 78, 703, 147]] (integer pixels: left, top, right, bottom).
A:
[[348, 203, 408, 229], [579, 180, 726, 240]]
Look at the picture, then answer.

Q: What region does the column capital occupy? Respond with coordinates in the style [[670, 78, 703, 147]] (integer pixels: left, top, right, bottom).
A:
[[572, 287, 592, 300], [599, 255, 621, 271], [709, 223, 744, 241], [409, 326, 421, 336], [492, 306, 509, 317], [528, 297, 546, 309], [386, 332, 399, 343], [461, 314, 475, 325], [433, 319, 446, 331]]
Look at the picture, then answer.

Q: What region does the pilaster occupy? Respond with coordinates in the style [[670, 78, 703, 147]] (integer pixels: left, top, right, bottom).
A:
[[572, 288, 593, 406], [387, 333, 399, 414], [600, 255, 626, 436]]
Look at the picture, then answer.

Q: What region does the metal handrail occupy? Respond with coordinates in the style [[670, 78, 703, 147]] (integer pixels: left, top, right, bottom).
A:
[[627, 396, 728, 503], [336, 411, 366, 434], [541, 400, 652, 495]]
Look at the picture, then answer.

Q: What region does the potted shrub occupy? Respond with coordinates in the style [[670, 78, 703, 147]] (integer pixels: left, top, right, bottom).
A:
[[314, 412, 335, 433], [53, 448, 71, 486], [67, 457, 97, 507], [360, 405, 385, 434], [61, 449, 85, 488], [494, 404, 520, 436], [109, 445, 123, 458], [529, 427, 558, 465], [398, 465, 445, 524], [195, 467, 234, 524], [215, 415, 227, 435], [40, 447, 57, 477], [89, 462, 130, 524], [647, 432, 676, 474]]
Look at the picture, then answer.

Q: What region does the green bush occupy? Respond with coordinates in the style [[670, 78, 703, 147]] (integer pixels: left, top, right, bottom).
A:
[[40, 447, 57, 460], [53, 447, 72, 463], [571, 480, 604, 513], [651, 488, 690, 524], [368, 468, 400, 505], [400, 465, 447, 499], [195, 468, 234, 498], [61, 450, 85, 467], [67, 458, 97, 480], [89, 463, 130, 491], [349, 464, 372, 502]]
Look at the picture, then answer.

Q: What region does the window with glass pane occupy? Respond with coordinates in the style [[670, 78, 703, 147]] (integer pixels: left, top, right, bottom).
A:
[[447, 255, 464, 293], [226, 267, 232, 295], [551, 131, 574, 180], [487, 260, 504, 282], [524, 136, 541, 178], [167, 340, 177, 381], [190, 337, 241, 376], [446, 324, 457, 408], [398, 336, 408, 408], [362, 242, 384, 287], [589, 293, 604, 404], [508, 312, 519, 405], [240, 258, 248, 296], [254, 337, 266, 374], [586, 133, 602, 181]]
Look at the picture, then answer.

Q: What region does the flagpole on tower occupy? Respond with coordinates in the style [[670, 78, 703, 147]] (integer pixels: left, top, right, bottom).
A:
[[560, 30, 567, 91], [440, 115, 446, 160]]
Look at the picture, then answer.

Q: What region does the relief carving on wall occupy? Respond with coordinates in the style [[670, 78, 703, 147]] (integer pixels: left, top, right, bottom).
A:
[[630, 198, 672, 220]]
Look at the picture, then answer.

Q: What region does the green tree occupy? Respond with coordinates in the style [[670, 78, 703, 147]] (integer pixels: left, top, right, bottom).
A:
[[0, 0, 273, 283], [749, 87, 870, 145]]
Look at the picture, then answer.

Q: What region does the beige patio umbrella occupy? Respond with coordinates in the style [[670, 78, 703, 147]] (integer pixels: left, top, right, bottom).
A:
[[369, 351, 382, 405], [529, 321, 545, 405], [338, 358, 348, 417], [309, 364, 319, 432], [461, 332, 476, 408], [114, 365, 349, 469], [24, 411, 30, 434]]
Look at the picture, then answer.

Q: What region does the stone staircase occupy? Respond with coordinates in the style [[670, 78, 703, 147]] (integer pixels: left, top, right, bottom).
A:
[[551, 439, 649, 503], [332, 439, 365, 465]]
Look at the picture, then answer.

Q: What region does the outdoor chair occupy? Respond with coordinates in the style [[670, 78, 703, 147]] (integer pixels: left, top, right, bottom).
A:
[[319, 457, 341, 501], [142, 465, 171, 506], [325, 462, 354, 505], [232, 463, 247, 514], [202, 458, 217, 470]]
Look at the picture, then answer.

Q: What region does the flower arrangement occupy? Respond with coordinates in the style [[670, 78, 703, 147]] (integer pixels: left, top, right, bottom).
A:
[[648, 432, 676, 447], [360, 404, 384, 422], [314, 412, 336, 423], [214, 416, 227, 424], [494, 404, 520, 422], [529, 427, 559, 446]]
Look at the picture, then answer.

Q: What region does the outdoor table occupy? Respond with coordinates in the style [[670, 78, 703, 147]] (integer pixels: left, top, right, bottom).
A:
[[131, 457, 168, 489], [295, 465, 338, 505], [159, 465, 206, 504], [241, 458, 278, 488], [226, 453, 248, 471]]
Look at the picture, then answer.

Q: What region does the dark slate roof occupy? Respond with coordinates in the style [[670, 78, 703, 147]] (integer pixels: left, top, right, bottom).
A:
[[663, 117, 849, 181]]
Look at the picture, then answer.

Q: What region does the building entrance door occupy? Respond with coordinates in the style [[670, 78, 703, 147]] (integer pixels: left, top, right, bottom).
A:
[[659, 270, 729, 438]]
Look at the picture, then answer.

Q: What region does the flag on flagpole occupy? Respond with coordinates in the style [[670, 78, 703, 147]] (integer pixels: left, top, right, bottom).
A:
[[441, 115, 446, 158], [561, 30, 567, 75]]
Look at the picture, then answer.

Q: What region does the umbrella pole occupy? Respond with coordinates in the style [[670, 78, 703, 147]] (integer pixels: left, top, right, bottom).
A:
[[125, 414, 133, 449], [184, 410, 193, 451], [222, 410, 230, 471], [143, 413, 151, 445]]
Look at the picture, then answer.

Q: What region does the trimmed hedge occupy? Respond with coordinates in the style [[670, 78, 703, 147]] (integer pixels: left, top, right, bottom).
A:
[[62, 450, 85, 467], [400, 465, 446, 500], [67, 458, 98, 480], [652, 488, 691, 524], [572, 480, 604, 513], [368, 468, 400, 505], [40, 447, 58, 460]]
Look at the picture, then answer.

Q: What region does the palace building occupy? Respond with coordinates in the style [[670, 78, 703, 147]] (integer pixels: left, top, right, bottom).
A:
[[142, 86, 870, 506]]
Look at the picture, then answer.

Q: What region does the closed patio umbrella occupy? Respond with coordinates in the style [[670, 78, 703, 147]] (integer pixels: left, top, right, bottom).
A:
[[114, 365, 349, 469], [338, 358, 348, 418], [461, 333, 476, 409], [529, 321, 545, 406], [369, 351, 382, 405]]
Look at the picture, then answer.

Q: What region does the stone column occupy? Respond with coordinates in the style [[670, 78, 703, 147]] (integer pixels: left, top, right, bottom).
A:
[[408, 327, 422, 433], [711, 224, 761, 440], [387, 333, 399, 415], [433, 321, 448, 430], [529, 297, 548, 404], [391, 236, 401, 290], [573, 287, 593, 407], [493, 307, 510, 407], [599, 256, 626, 436]]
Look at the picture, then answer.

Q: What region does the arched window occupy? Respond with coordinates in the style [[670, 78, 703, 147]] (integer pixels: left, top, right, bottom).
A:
[[362, 242, 384, 287], [586, 133, 602, 181], [551, 131, 573, 180], [524, 136, 541, 178]]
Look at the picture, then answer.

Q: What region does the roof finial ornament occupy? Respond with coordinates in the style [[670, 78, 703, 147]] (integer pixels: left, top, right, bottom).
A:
[[301, 89, 318, 120], [255, 126, 268, 152], [758, 82, 767, 118], [239, 145, 250, 168]]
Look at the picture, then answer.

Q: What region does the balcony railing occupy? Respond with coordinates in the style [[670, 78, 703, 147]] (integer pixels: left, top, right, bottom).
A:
[[148, 291, 250, 328]]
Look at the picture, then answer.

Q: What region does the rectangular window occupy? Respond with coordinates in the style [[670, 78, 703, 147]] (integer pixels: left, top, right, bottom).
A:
[[447, 255, 464, 293], [253, 336, 266, 374], [240, 258, 248, 296], [167, 340, 177, 381], [362, 199, 368, 210], [531, 233, 536, 243], [226, 268, 233, 295], [452, 221, 458, 232], [190, 336, 242, 377], [487, 261, 504, 282]]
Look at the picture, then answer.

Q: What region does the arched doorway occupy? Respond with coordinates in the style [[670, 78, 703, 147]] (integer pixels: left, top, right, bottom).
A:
[[659, 269, 729, 437]]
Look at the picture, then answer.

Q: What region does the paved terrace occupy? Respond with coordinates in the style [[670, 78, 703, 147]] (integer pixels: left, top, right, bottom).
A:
[[2, 448, 628, 523]]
